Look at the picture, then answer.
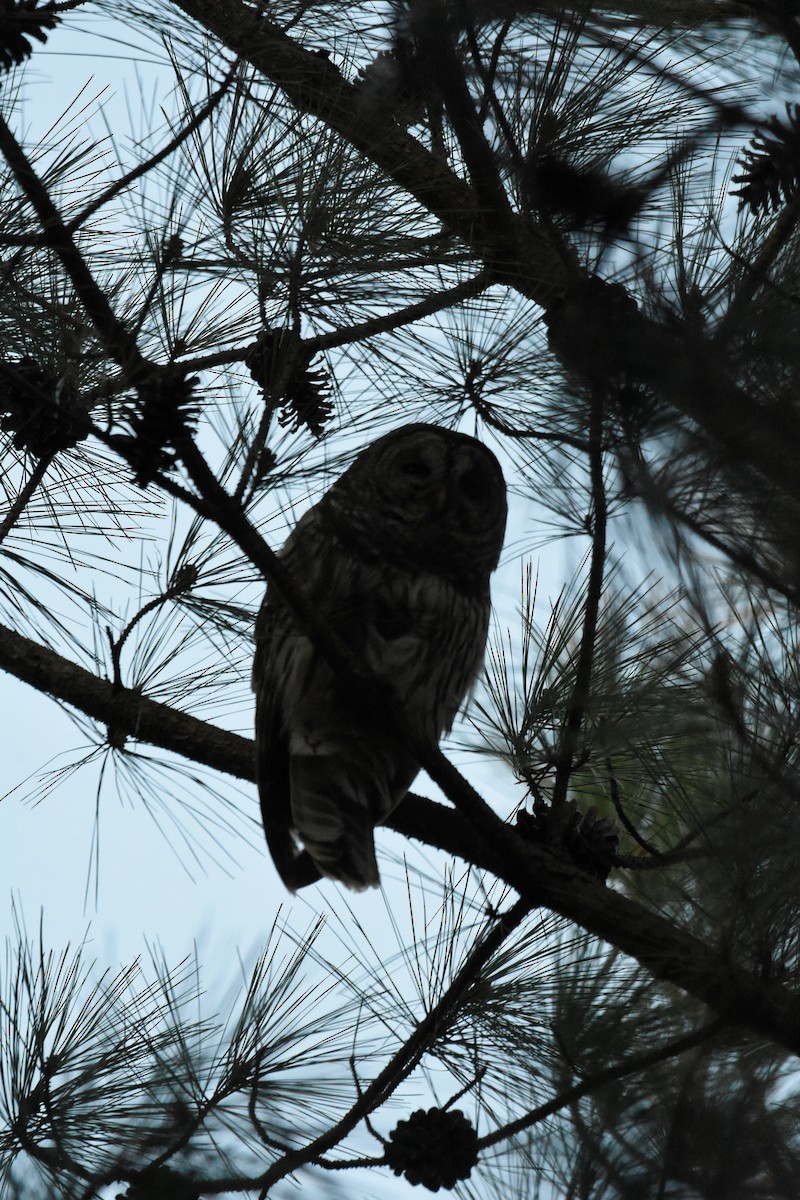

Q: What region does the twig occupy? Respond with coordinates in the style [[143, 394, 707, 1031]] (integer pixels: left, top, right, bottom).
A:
[[66, 59, 240, 234], [613, 845, 708, 870], [411, 0, 515, 226], [477, 1017, 724, 1150], [469, 387, 589, 452], [106, 574, 194, 689], [552, 392, 606, 808], [305, 269, 493, 353], [476, 18, 513, 125], [607, 758, 661, 857], [171, 269, 494, 379], [0, 617, 254, 779], [717, 208, 800, 337], [0, 453, 53, 546], [254, 898, 531, 1194], [463, 18, 524, 173]]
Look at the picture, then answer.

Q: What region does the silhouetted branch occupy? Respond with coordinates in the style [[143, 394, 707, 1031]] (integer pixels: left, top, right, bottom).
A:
[[477, 1017, 724, 1148]]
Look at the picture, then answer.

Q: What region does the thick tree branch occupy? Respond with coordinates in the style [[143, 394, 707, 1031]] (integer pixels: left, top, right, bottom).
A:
[[4, 617, 800, 1057], [169, 0, 572, 300], [3, 0, 800, 1060], [0, 619, 252, 780], [171, 0, 800, 526]]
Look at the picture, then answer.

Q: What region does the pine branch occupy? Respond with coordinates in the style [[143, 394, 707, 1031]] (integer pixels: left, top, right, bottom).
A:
[[169, 0, 571, 299], [168, 0, 800, 517], [253, 898, 531, 1191], [477, 1017, 724, 1149], [3, 616, 800, 1056], [173, 271, 495, 381], [3, 2, 800, 1067], [552, 394, 606, 808]]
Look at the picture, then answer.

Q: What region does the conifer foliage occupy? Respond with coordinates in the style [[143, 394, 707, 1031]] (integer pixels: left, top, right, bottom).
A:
[[2, 0, 800, 1197]]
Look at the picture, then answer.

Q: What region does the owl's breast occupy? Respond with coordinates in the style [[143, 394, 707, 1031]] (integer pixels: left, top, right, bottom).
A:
[[355, 566, 489, 738]]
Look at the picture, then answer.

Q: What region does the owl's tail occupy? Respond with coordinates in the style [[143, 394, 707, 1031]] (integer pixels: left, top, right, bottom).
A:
[[290, 757, 381, 890]]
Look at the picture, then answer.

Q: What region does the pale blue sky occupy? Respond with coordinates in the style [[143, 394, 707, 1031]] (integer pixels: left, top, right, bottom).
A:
[[0, 11, 577, 1197]]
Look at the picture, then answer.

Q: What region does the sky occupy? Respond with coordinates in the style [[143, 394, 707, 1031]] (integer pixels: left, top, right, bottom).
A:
[[2, 8, 795, 1197], [0, 9, 576, 1196], [0, 3, 578, 958]]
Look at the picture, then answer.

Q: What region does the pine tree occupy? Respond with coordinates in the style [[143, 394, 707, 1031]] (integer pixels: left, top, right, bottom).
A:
[[2, 0, 800, 1196]]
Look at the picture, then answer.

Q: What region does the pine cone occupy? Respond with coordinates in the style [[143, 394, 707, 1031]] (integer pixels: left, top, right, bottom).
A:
[[245, 327, 333, 439], [0, 357, 88, 457], [732, 104, 800, 213], [385, 1107, 479, 1191], [114, 366, 199, 487], [544, 275, 647, 386], [0, 0, 59, 71], [564, 803, 619, 878], [517, 800, 618, 879]]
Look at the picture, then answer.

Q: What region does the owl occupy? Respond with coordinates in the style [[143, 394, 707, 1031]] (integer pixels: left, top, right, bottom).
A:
[[253, 423, 507, 891]]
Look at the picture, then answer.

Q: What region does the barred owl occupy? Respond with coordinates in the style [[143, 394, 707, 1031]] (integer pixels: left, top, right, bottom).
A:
[[253, 424, 507, 891]]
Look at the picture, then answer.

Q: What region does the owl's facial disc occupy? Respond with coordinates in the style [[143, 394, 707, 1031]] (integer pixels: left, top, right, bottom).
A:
[[388, 443, 446, 519]]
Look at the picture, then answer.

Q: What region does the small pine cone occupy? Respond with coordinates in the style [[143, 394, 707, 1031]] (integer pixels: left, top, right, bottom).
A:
[[0, 0, 59, 71], [354, 50, 428, 125], [115, 1165, 199, 1200], [544, 275, 646, 386], [167, 562, 199, 597], [245, 327, 333, 439], [0, 357, 88, 457], [517, 800, 618, 878], [564, 804, 619, 879], [515, 804, 547, 843], [253, 445, 278, 489], [245, 326, 294, 394], [115, 365, 199, 488], [385, 1107, 479, 1192]]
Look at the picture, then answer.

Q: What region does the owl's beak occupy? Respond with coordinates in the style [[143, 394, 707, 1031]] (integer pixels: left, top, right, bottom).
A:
[[433, 484, 448, 514]]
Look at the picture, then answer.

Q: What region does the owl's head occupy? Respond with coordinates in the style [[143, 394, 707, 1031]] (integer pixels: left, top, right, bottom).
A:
[[328, 424, 507, 587]]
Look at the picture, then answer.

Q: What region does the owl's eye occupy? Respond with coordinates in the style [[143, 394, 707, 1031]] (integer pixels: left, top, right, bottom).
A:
[[458, 465, 490, 502], [398, 458, 431, 478]]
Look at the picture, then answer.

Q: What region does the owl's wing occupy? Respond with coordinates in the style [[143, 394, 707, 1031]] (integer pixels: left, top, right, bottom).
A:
[[253, 593, 322, 891], [255, 545, 425, 889], [254, 512, 482, 891], [288, 754, 386, 888]]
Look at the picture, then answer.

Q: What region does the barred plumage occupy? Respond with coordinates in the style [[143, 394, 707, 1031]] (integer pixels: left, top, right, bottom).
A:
[[253, 424, 507, 890]]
